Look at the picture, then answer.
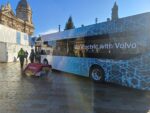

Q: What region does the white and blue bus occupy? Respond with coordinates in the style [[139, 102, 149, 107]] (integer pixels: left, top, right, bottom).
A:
[[41, 12, 150, 90]]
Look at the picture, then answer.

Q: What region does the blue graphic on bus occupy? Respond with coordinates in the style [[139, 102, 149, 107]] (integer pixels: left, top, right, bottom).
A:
[[41, 12, 150, 90]]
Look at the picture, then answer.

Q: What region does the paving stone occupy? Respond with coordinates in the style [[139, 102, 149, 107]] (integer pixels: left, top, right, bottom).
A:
[[0, 62, 149, 113]]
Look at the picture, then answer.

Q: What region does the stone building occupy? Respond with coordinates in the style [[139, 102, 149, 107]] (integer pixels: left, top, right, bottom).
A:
[[111, 2, 119, 20], [0, 0, 34, 36]]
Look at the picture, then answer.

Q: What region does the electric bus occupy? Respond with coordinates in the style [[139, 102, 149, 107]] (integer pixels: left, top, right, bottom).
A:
[[41, 12, 150, 90]]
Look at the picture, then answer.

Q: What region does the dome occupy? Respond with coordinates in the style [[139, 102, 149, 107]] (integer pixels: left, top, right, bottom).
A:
[[16, 0, 31, 10]]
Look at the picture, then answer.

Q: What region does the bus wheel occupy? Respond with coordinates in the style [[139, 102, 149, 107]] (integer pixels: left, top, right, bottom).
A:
[[43, 59, 48, 65], [90, 66, 104, 82]]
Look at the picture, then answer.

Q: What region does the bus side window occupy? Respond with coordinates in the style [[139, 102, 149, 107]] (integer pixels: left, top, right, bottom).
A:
[[67, 39, 75, 56], [79, 50, 83, 57], [40, 50, 46, 55]]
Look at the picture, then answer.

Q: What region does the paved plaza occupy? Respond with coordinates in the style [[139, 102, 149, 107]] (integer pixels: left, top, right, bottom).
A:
[[0, 63, 149, 113]]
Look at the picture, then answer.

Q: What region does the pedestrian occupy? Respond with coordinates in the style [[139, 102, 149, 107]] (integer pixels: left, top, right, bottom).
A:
[[30, 49, 35, 63], [25, 51, 28, 64], [17, 48, 25, 69], [35, 51, 41, 63]]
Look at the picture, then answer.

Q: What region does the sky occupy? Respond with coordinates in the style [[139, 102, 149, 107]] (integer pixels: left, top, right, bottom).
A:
[[0, 0, 150, 36]]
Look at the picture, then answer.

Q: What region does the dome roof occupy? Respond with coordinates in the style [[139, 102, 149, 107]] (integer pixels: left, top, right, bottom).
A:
[[17, 0, 31, 10]]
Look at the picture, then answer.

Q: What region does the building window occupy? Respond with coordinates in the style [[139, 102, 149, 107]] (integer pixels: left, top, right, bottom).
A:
[[16, 32, 21, 44], [24, 34, 28, 40]]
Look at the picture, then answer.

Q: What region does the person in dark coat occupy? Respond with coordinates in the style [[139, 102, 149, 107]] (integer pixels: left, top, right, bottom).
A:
[[29, 49, 35, 63], [35, 51, 41, 63]]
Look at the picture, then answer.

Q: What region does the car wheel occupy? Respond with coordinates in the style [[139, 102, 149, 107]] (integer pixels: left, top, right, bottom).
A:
[[90, 66, 104, 82]]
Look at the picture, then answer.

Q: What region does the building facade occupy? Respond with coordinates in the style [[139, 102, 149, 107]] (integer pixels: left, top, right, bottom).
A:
[[0, 23, 32, 62], [0, 0, 34, 36], [111, 2, 119, 20]]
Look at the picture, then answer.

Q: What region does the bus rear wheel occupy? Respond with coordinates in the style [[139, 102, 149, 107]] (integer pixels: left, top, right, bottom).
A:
[[90, 66, 104, 82]]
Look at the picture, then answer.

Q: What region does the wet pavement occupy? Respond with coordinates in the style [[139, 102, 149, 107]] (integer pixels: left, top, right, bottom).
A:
[[0, 62, 150, 113]]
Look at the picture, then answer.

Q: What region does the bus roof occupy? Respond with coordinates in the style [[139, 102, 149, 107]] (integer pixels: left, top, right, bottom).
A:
[[42, 12, 150, 41]]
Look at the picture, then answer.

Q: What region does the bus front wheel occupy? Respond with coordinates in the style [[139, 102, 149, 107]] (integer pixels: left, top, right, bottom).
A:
[[90, 66, 105, 82]]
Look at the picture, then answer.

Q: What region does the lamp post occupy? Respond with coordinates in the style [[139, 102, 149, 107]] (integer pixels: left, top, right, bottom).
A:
[[58, 25, 61, 32], [95, 18, 98, 24]]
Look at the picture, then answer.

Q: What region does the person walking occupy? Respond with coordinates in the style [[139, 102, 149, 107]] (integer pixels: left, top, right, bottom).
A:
[[25, 51, 28, 64], [30, 49, 35, 63], [35, 51, 41, 63], [17, 48, 25, 69]]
